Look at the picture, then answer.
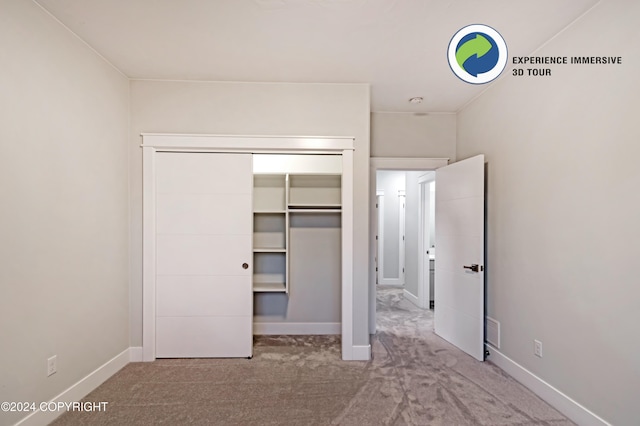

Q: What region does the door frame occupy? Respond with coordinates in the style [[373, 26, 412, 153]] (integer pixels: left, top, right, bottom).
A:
[[375, 191, 383, 285], [142, 134, 356, 360], [398, 190, 406, 286], [369, 157, 449, 334], [417, 172, 435, 310]]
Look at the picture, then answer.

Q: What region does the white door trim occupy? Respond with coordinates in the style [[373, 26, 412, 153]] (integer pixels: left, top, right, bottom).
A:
[[376, 192, 385, 284], [375, 190, 383, 284], [417, 180, 427, 309], [398, 190, 406, 286], [143, 134, 357, 360], [417, 173, 435, 309], [369, 157, 449, 334]]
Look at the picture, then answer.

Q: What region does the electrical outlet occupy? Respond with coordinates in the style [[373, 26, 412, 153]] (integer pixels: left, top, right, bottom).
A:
[[47, 355, 57, 376], [534, 340, 543, 358]]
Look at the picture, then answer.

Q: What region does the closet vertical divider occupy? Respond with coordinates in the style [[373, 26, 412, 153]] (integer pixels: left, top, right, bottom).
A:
[[285, 173, 290, 294]]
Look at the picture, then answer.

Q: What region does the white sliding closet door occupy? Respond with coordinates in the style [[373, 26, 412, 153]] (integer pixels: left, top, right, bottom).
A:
[[155, 152, 253, 358]]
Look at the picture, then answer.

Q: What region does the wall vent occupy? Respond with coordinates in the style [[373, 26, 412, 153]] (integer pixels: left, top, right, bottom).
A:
[[486, 316, 501, 349]]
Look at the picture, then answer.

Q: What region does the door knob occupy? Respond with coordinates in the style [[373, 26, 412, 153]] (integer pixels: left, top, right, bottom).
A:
[[463, 264, 483, 272], [242, 263, 249, 269]]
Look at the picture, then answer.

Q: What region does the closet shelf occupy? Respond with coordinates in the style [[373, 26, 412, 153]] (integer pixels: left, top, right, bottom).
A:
[[252, 167, 342, 295], [253, 282, 287, 292], [288, 209, 341, 213], [288, 204, 341, 209]]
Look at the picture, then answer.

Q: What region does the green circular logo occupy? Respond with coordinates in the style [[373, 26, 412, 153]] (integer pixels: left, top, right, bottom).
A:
[[448, 25, 508, 84]]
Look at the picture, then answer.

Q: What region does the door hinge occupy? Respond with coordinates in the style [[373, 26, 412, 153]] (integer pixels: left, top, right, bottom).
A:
[[376, 267, 378, 272], [376, 203, 378, 208], [375, 235, 378, 240]]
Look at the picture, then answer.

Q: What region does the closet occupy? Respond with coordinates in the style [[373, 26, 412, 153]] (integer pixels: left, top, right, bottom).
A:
[[141, 135, 355, 361], [252, 154, 341, 294]]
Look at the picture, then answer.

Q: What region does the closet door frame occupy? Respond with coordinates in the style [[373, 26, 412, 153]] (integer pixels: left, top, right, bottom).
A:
[[142, 134, 355, 361]]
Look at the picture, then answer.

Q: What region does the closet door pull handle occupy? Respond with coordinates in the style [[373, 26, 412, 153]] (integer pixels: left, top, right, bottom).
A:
[[242, 263, 249, 270]]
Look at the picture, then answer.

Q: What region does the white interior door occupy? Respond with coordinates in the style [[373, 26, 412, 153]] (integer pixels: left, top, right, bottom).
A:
[[155, 152, 253, 358], [435, 155, 485, 361]]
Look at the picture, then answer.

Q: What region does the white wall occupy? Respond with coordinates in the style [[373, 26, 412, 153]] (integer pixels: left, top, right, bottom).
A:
[[376, 171, 406, 281], [0, 1, 130, 425], [371, 112, 456, 160], [129, 80, 370, 346], [457, 0, 639, 424]]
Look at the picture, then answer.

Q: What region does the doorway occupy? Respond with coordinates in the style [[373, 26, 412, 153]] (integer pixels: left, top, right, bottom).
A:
[[369, 158, 449, 335], [418, 173, 436, 310], [375, 170, 433, 304], [370, 155, 487, 362], [376, 171, 406, 286]]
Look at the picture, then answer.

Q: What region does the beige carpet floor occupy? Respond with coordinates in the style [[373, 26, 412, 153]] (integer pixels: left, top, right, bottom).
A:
[[52, 288, 572, 425]]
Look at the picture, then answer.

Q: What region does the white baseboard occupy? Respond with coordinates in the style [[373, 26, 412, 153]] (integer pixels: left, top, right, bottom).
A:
[[378, 278, 404, 287], [486, 344, 611, 426], [15, 348, 130, 426], [403, 289, 420, 308], [253, 322, 341, 335], [376, 283, 404, 290], [351, 344, 371, 361], [129, 346, 143, 362]]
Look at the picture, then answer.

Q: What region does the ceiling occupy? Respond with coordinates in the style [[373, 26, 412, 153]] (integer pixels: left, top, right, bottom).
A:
[[35, 0, 599, 113]]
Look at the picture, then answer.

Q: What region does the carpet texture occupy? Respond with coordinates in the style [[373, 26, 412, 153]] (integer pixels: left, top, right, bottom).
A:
[[52, 288, 572, 425]]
